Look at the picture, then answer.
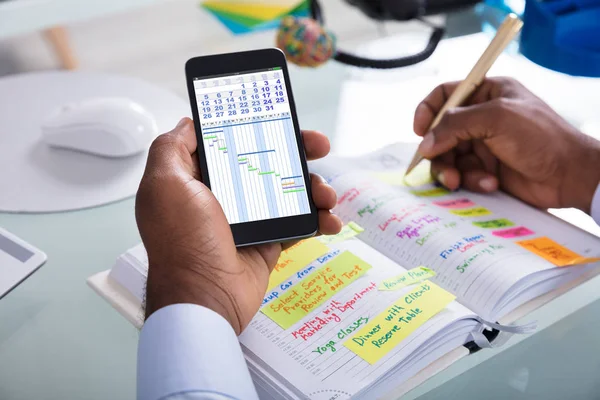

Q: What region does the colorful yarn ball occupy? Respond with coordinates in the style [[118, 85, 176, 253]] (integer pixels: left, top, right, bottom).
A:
[[276, 16, 336, 68]]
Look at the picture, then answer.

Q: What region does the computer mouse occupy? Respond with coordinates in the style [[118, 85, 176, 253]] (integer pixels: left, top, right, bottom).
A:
[[41, 97, 159, 158]]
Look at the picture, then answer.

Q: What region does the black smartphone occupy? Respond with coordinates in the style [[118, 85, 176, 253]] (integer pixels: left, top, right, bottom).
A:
[[185, 48, 318, 247]]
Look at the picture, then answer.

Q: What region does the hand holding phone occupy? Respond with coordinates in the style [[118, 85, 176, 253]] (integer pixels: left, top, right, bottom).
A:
[[186, 49, 323, 246]]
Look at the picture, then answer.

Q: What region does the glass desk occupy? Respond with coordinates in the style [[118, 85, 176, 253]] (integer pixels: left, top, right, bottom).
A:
[[2, 7, 600, 400]]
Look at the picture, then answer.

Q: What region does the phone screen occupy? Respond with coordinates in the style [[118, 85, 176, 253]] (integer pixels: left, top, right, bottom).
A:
[[193, 67, 311, 225]]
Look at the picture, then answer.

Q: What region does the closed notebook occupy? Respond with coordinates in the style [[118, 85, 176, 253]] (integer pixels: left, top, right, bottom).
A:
[[88, 142, 600, 400]]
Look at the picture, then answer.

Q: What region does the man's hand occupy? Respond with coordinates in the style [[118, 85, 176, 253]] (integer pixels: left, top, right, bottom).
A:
[[414, 77, 600, 213], [136, 118, 342, 334]]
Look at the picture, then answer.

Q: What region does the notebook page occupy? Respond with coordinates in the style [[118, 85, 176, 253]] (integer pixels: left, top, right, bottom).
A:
[[239, 238, 477, 399], [310, 144, 600, 321]]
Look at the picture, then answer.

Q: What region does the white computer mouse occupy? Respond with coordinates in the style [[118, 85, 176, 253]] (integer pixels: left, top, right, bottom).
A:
[[41, 97, 159, 158]]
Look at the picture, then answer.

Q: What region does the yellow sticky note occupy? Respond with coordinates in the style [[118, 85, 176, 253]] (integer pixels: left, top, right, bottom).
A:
[[267, 238, 329, 291], [344, 281, 455, 364], [517, 236, 600, 267], [450, 207, 492, 217], [378, 267, 436, 291], [410, 187, 450, 197], [370, 172, 407, 187], [317, 222, 364, 245], [262, 251, 372, 329], [403, 159, 434, 187]]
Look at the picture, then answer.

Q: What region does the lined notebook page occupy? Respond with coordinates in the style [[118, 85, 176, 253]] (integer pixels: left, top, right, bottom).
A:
[[239, 239, 477, 399], [311, 144, 600, 321]]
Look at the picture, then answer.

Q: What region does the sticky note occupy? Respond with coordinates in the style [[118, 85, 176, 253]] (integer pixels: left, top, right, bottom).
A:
[[433, 198, 476, 209], [403, 160, 434, 187], [345, 281, 455, 364], [378, 267, 436, 291], [410, 187, 450, 197], [450, 207, 492, 217], [492, 226, 534, 239], [262, 251, 372, 329], [472, 219, 515, 229], [517, 236, 600, 266], [370, 172, 408, 187], [267, 238, 329, 290], [318, 222, 364, 245]]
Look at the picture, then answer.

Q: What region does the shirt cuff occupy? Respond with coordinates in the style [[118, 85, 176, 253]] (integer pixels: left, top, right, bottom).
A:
[[591, 182, 600, 224], [137, 304, 258, 400]]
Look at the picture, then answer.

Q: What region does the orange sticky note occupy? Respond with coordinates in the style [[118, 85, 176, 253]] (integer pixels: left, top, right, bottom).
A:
[[517, 236, 600, 266]]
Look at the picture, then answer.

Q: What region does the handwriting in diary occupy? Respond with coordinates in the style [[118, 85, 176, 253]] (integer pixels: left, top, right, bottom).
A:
[[517, 236, 600, 267], [472, 218, 515, 229], [267, 238, 330, 291], [262, 251, 372, 329], [492, 226, 534, 239], [450, 207, 492, 217], [378, 267, 436, 291], [410, 187, 450, 198], [344, 281, 455, 364], [433, 198, 476, 209]]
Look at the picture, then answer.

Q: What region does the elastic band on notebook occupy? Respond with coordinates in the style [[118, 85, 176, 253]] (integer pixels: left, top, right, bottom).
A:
[[478, 318, 537, 334]]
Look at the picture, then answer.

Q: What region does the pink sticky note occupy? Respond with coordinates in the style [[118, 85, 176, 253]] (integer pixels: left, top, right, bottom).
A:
[[433, 198, 476, 209], [492, 226, 535, 239]]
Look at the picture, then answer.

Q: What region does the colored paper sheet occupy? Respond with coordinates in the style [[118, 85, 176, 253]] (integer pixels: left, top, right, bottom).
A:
[[202, 0, 309, 35], [262, 251, 372, 329], [370, 172, 407, 187], [472, 219, 515, 229], [370, 162, 433, 188], [409, 187, 450, 198], [378, 267, 436, 291], [403, 161, 434, 187], [267, 238, 329, 291], [203, 1, 291, 20], [517, 236, 600, 267], [433, 198, 476, 209], [492, 226, 534, 239], [318, 222, 364, 245], [450, 207, 492, 217], [345, 281, 455, 364]]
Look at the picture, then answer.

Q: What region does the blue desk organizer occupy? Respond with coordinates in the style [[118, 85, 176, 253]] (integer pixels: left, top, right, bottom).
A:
[[520, 0, 600, 77]]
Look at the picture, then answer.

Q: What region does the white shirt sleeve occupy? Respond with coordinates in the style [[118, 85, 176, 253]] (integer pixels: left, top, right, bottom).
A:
[[137, 304, 259, 400], [591, 183, 600, 224]]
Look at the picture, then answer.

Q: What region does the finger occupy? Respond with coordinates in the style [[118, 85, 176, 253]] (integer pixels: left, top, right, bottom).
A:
[[416, 101, 499, 159], [472, 140, 498, 175], [454, 154, 498, 192], [146, 118, 198, 173], [311, 173, 336, 210], [190, 151, 202, 180], [318, 210, 343, 235], [461, 170, 499, 193], [414, 81, 461, 136], [165, 117, 197, 155], [431, 158, 460, 191], [302, 130, 330, 161]]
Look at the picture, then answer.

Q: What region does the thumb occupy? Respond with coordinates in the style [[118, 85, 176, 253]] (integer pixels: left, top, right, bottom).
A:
[[417, 102, 497, 159], [145, 117, 198, 175]]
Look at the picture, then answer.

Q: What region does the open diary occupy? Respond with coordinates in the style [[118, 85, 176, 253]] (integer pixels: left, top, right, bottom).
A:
[[88, 143, 600, 399]]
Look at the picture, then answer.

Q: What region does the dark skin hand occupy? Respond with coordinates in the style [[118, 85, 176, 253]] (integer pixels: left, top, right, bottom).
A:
[[136, 118, 342, 334], [414, 77, 600, 213]]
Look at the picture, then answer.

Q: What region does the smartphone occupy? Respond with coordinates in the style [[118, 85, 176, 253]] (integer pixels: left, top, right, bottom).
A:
[[185, 48, 318, 246]]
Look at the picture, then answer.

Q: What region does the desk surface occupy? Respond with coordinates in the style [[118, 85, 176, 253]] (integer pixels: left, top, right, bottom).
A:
[[2, 2, 600, 399]]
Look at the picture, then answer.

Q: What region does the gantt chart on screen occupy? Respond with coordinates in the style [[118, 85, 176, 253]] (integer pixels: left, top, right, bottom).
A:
[[194, 68, 310, 224]]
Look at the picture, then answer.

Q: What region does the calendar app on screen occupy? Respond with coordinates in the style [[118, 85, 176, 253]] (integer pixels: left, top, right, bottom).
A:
[[193, 68, 311, 224]]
